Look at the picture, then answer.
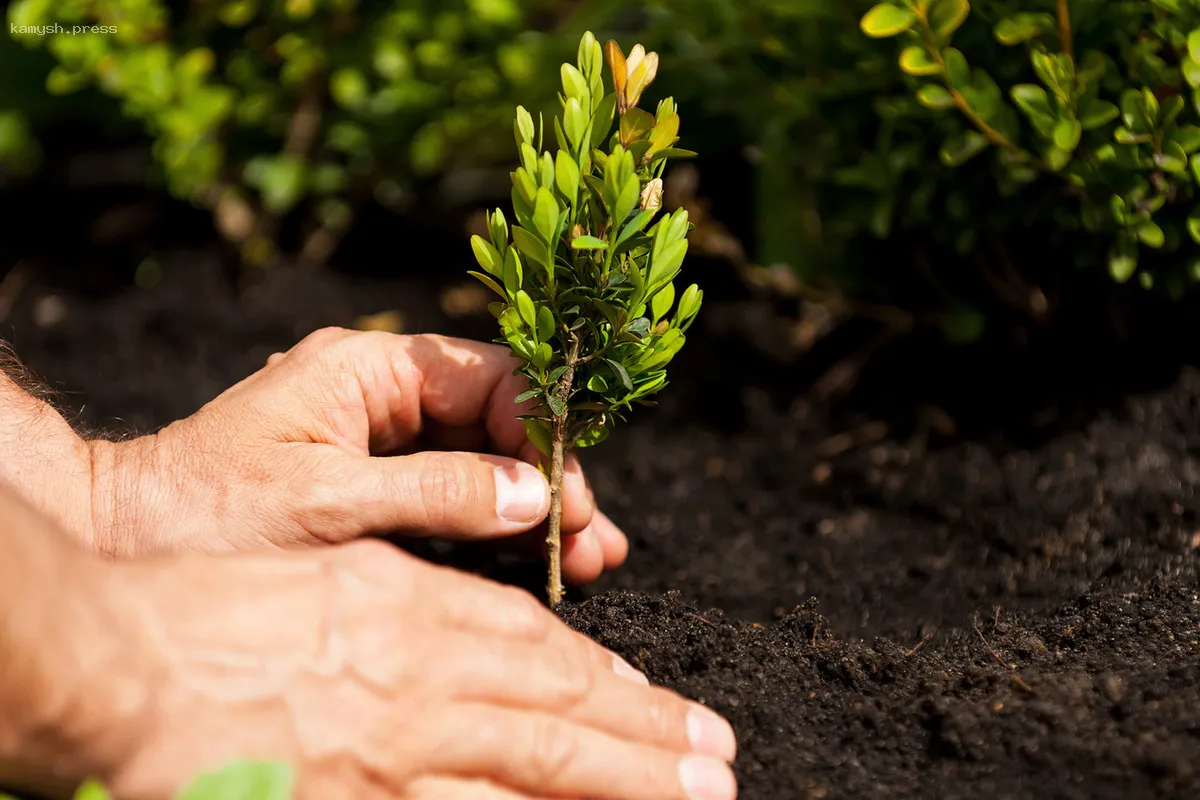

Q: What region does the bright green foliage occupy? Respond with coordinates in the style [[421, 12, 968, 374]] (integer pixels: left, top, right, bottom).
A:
[[6, 0, 565, 267], [471, 31, 701, 461], [639, 0, 1200, 335], [1, 760, 293, 800], [860, 0, 1200, 291]]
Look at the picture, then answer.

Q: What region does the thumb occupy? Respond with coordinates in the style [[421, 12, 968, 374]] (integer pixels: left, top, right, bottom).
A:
[[340, 451, 552, 539]]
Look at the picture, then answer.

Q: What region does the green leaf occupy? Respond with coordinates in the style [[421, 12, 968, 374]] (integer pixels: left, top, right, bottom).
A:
[[511, 227, 546, 269], [468, 270, 506, 299], [929, 0, 970, 39], [648, 112, 680, 155], [605, 358, 633, 391], [533, 342, 553, 370], [1053, 117, 1082, 151], [555, 150, 580, 199], [532, 188, 559, 246], [515, 290, 537, 330], [537, 304, 556, 343], [561, 63, 589, 101], [1137, 221, 1165, 248], [515, 106, 535, 147], [587, 373, 610, 392], [1109, 248, 1137, 283], [860, 4, 916, 38], [646, 147, 699, 164], [1183, 56, 1200, 90], [590, 93, 617, 150], [1010, 84, 1056, 136], [563, 97, 586, 148], [546, 394, 567, 417], [899, 46, 940, 76], [514, 388, 541, 404], [616, 209, 659, 250], [73, 780, 113, 800], [993, 13, 1054, 46], [614, 176, 640, 226], [1189, 30, 1200, 64], [501, 248, 523, 295], [243, 155, 306, 214], [176, 761, 293, 800], [470, 235, 502, 275], [524, 418, 552, 457], [571, 235, 609, 250], [943, 48, 970, 87], [651, 281, 675, 323], [1078, 98, 1119, 130], [939, 131, 989, 166], [1187, 208, 1200, 245], [1158, 141, 1189, 174], [574, 424, 610, 448], [916, 85, 956, 110]]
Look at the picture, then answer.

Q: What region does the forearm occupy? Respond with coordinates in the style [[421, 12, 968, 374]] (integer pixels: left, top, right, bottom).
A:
[[0, 482, 153, 799], [0, 351, 97, 545]]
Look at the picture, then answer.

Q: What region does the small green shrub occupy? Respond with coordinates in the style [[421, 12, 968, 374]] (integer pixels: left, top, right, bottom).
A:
[[641, 0, 1200, 336], [471, 31, 700, 605], [7, 0, 575, 267]]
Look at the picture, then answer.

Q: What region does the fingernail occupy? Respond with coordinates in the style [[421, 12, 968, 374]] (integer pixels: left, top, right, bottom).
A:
[[687, 706, 737, 762], [494, 464, 547, 523], [611, 654, 649, 685], [678, 755, 737, 800]]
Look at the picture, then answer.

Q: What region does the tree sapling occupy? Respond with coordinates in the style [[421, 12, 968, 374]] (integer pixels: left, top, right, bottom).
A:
[[468, 31, 702, 607]]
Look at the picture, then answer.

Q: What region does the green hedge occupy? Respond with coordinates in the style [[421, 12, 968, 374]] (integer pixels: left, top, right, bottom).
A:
[[7, 0, 581, 267], [8, 0, 1200, 338], [640, 0, 1200, 337]]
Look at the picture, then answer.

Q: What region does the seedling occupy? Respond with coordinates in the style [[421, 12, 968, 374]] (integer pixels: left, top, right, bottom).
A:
[[469, 31, 702, 607]]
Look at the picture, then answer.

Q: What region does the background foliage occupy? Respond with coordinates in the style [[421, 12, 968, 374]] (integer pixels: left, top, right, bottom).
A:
[[6, 0, 1200, 338]]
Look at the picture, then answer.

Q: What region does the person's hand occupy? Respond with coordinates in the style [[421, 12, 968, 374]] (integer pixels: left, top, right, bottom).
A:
[[85, 538, 737, 800], [88, 328, 627, 585]]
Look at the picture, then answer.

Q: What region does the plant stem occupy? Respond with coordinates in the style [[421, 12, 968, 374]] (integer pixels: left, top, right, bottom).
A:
[[546, 335, 582, 607], [1057, 0, 1074, 65], [915, 13, 1027, 160]]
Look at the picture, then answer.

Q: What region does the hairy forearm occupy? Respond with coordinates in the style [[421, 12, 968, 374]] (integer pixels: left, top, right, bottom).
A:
[[0, 350, 97, 544], [0, 482, 152, 798]]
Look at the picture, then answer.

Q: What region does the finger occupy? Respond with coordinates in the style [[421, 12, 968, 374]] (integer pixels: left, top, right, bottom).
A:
[[266, 351, 287, 368], [561, 524, 605, 586], [331, 541, 650, 686], [327, 451, 551, 540], [308, 332, 534, 455], [417, 705, 738, 800], [403, 776, 562, 800], [354, 622, 737, 766], [517, 444, 593, 534], [592, 510, 630, 571]]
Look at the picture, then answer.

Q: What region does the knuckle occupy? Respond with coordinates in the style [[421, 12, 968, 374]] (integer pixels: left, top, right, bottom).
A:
[[497, 586, 553, 641], [546, 640, 595, 707], [297, 325, 352, 354], [525, 716, 579, 787], [417, 453, 475, 528], [341, 536, 402, 565], [643, 688, 680, 745]]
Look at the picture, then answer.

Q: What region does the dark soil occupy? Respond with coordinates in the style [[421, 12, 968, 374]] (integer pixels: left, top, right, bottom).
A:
[[6, 243, 1200, 799]]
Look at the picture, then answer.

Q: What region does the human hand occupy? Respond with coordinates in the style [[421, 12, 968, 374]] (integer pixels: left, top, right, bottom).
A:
[[89, 328, 627, 585], [86, 539, 737, 800]]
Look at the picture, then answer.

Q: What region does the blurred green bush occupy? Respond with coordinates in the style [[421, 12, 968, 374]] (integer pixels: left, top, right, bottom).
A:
[[7, 0, 580, 267]]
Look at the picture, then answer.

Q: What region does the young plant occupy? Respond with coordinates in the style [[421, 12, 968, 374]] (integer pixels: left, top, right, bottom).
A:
[[468, 31, 702, 607]]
